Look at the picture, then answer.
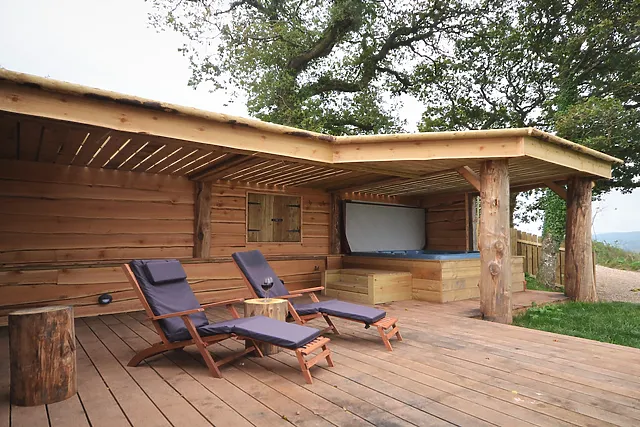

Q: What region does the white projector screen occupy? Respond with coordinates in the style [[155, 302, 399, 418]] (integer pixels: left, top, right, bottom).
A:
[[345, 202, 426, 252]]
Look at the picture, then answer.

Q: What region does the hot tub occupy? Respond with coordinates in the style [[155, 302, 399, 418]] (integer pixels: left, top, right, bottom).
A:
[[343, 251, 523, 303], [350, 250, 480, 260]]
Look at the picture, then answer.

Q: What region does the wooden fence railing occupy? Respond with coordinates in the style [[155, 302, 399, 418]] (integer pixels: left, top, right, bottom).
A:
[[510, 229, 565, 287]]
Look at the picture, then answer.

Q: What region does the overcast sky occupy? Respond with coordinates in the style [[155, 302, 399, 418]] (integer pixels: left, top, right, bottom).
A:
[[1, 0, 637, 236]]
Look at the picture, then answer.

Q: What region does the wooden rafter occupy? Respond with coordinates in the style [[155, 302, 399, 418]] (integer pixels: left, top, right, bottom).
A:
[[456, 166, 481, 191], [544, 180, 568, 201]]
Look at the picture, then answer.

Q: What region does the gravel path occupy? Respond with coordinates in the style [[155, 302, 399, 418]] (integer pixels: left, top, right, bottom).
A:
[[596, 265, 640, 303]]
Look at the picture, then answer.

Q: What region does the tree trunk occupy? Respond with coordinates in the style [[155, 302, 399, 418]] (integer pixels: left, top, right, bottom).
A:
[[9, 306, 77, 406], [509, 190, 519, 227], [244, 298, 289, 355], [537, 233, 560, 289], [565, 177, 597, 301], [479, 160, 512, 324]]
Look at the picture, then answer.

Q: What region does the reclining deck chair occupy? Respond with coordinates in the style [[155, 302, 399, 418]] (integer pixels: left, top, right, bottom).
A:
[[122, 259, 333, 384], [232, 250, 402, 351]]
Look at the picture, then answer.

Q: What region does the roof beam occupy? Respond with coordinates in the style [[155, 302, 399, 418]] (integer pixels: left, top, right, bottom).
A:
[[523, 137, 612, 179], [456, 166, 481, 191], [332, 137, 523, 163], [0, 82, 334, 164]]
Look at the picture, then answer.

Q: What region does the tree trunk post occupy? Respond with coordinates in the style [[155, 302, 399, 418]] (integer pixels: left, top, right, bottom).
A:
[[9, 306, 77, 406], [244, 298, 289, 355], [537, 233, 560, 289], [479, 160, 512, 323], [565, 177, 597, 301], [329, 193, 341, 255], [194, 181, 212, 259]]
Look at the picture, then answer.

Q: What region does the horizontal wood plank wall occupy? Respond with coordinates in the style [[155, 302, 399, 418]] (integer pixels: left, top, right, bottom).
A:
[[210, 183, 330, 257], [0, 159, 195, 266], [0, 258, 325, 325], [0, 161, 330, 323], [423, 193, 468, 251]]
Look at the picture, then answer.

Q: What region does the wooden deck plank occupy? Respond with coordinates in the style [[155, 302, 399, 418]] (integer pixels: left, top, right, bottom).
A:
[[325, 326, 604, 427], [109, 314, 327, 427], [75, 335, 131, 427], [206, 311, 449, 426], [330, 309, 636, 426], [111, 314, 254, 427], [125, 312, 292, 427], [396, 303, 640, 388], [197, 325, 416, 426], [47, 395, 90, 427], [408, 307, 640, 375], [399, 313, 640, 401], [83, 317, 213, 427], [74, 319, 171, 427], [3, 296, 640, 427], [9, 405, 49, 427]]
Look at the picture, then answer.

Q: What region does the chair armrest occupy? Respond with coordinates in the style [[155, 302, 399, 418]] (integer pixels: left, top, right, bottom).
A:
[[151, 307, 204, 320], [200, 298, 245, 309], [278, 294, 303, 300], [294, 286, 324, 294]]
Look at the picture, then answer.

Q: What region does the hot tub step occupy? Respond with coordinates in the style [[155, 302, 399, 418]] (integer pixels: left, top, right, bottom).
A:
[[322, 269, 412, 304]]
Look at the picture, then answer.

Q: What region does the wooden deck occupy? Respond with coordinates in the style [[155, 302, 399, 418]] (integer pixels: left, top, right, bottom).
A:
[[2, 298, 639, 427]]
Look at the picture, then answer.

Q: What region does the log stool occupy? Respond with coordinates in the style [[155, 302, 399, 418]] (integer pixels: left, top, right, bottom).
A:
[[244, 298, 288, 355], [9, 306, 77, 406]]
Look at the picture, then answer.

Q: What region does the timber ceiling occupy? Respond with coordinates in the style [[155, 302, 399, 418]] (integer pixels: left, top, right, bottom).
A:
[[0, 113, 588, 197]]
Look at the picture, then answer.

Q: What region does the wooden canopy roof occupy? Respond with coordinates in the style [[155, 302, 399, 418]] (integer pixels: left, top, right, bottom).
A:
[[0, 69, 622, 198]]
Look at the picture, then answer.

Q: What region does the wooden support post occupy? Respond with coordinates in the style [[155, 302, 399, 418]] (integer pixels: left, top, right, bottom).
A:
[[479, 160, 512, 324], [194, 181, 212, 259], [9, 306, 77, 406], [329, 193, 341, 255], [565, 177, 597, 301]]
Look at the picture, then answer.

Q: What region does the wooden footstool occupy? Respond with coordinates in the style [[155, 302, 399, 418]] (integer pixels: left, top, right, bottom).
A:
[[372, 316, 403, 351]]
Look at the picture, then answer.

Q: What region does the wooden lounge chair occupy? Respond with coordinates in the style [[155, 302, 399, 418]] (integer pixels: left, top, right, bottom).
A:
[[122, 259, 333, 384], [232, 250, 403, 351]]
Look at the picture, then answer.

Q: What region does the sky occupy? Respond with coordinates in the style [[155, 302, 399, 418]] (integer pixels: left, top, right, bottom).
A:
[[0, 0, 637, 236]]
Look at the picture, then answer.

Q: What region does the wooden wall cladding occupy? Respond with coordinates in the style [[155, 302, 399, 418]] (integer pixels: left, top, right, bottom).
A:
[[0, 258, 325, 325], [0, 160, 195, 266], [211, 184, 330, 256], [424, 193, 468, 251]]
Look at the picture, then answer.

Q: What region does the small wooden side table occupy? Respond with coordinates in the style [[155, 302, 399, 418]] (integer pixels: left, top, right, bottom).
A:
[[244, 298, 288, 355], [9, 306, 77, 406]]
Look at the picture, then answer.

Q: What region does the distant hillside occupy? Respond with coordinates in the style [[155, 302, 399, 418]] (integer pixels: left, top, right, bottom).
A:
[[595, 231, 640, 252]]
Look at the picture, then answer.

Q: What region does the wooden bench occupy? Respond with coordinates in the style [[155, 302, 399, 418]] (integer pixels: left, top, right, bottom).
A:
[[322, 269, 412, 304]]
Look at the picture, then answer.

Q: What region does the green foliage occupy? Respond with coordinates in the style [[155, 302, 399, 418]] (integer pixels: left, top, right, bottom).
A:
[[593, 240, 640, 271], [524, 273, 563, 292], [540, 190, 566, 244], [514, 301, 640, 349], [418, 0, 640, 133], [149, 0, 476, 134], [556, 97, 640, 194]]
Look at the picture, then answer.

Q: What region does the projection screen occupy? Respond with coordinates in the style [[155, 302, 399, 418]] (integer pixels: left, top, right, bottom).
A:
[[344, 202, 426, 252]]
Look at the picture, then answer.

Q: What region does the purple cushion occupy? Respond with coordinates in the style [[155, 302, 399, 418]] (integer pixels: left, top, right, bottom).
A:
[[232, 250, 289, 298], [296, 300, 386, 325], [233, 316, 320, 349], [196, 318, 245, 336], [129, 259, 209, 342], [143, 260, 187, 284]]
